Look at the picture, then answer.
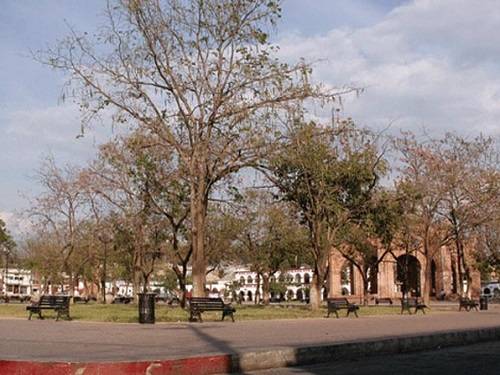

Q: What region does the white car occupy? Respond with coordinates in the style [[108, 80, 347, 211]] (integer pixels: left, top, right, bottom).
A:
[[481, 282, 500, 298]]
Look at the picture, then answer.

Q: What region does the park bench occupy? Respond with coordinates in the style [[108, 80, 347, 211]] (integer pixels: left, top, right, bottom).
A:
[[26, 295, 71, 321], [400, 297, 427, 315], [375, 297, 393, 305], [188, 297, 236, 322], [326, 297, 359, 318], [459, 297, 479, 312], [0, 295, 30, 303], [112, 295, 132, 304], [73, 296, 89, 304]]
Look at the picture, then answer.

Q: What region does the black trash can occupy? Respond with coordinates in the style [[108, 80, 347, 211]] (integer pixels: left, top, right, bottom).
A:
[[480, 296, 488, 311], [138, 292, 156, 324]]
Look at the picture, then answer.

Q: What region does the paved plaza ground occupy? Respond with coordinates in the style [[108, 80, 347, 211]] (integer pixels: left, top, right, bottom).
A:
[[243, 339, 500, 375], [0, 307, 499, 363]]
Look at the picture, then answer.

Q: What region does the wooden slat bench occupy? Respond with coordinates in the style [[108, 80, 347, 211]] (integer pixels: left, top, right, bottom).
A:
[[375, 297, 393, 305], [459, 297, 479, 312], [188, 297, 235, 322], [326, 298, 359, 318], [26, 295, 71, 321], [401, 297, 427, 315]]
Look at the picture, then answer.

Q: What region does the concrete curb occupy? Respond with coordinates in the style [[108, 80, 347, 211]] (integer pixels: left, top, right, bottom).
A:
[[233, 326, 500, 372], [1, 326, 499, 375]]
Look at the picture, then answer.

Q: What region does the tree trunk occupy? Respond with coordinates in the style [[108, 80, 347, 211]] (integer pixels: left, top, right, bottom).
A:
[[132, 258, 142, 303], [455, 244, 465, 296], [83, 279, 89, 298], [421, 236, 434, 304], [173, 265, 188, 308], [179, 280, 187, 308], [101, 276, 106, 304], [422, 258, 432, 305], [262, 274, 270, 305], [362, 276, 369, 307], [309, 273, 322, 310], [43, 278, 50, 294], [68, 272, 75, 297], [455, 237, 471, 297], [255, 273, 261, 304], [191, 180, 208, 297]]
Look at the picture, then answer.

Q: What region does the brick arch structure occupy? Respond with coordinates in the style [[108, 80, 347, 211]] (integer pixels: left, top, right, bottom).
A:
[[328, 244, 481, 301]]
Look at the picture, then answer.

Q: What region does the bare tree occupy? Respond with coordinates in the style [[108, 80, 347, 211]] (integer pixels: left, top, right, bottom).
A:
[[27, 157, 88, 295], [83, 131, 193, 300], [432, 134, 499, 296], [394, 133, 452, 303], [395, 132, 499, 300], [38, 0, 334, 296]]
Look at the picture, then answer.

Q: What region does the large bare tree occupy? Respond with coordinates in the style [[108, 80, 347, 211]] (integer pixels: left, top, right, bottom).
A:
[[40, 0, 327, 295]]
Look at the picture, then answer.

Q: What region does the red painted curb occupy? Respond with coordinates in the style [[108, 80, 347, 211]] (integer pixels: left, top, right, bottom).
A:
[[0, 354, 233, 375]]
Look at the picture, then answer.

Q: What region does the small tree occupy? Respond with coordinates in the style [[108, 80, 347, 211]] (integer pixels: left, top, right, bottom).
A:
[[338, 190, 403, 305], [268, 120, 387, 309], [84, 131, 192, 303], [233, 191, 307, 305], [27, 157, 88, 295], [0, 219, 15, 252], [0, 219, 16, 275], [475, 219, 500, 281]]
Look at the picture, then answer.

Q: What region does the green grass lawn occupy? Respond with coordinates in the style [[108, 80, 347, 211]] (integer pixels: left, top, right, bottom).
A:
[[0, 302, 405, 323]]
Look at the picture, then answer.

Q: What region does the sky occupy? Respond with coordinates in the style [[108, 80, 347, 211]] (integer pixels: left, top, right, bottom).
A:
[[1, 0, 499, 234]]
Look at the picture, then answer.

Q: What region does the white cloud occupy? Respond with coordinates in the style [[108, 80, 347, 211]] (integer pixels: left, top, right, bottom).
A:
[[0, 211, 31, 238], [277, 0, 500, 137], [0, 103, 115, 211]]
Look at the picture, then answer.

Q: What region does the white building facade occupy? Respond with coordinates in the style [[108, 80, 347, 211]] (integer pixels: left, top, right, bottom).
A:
[[226, 267, 327, 302], [1, 268, 34, 298]]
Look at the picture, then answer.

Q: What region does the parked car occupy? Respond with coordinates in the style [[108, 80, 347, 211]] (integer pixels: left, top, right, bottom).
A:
[[155, 291, 180, 305], [481, 282, 500, 298]]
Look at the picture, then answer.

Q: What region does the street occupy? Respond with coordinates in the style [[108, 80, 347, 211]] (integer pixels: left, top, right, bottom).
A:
[[243, 340, 500, 375]]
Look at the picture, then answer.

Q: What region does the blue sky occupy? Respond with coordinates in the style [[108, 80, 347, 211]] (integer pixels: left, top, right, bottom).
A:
[[1, 0, 499, 233]]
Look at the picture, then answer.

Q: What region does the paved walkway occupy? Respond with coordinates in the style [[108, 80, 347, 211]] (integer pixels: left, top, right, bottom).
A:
[[1, 309, 500, 363]]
